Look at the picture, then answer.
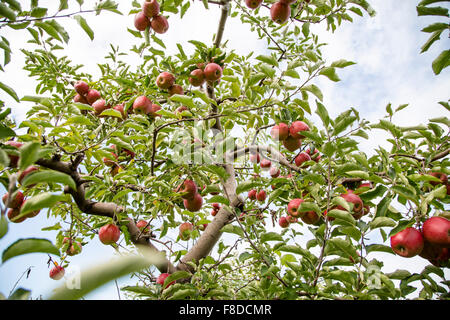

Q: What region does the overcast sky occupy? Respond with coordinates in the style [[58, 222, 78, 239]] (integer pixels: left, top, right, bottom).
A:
[[0, 1, 449, 300]]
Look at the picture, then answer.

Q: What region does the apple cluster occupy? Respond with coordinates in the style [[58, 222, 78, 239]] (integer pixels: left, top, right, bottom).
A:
[[134, 0, 169, 34], [245, 0, 309, 25], [270, 120, 311, 153], [188, 62, 223, 87], [156, 71, 184, 96], [390, 216, 450, 267], [177, 179, 204, 212], [210, 202, 221, 216], [248, 189, 267, 202]]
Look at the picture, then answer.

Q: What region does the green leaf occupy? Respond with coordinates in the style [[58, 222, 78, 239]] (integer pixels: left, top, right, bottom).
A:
[[256, 55, 278, 67], [327, 238, 358, 260], [18, 142, 40, 170], [416, 5, 449, 17], [331, 59, 356, 68], [346, 170, 370, 179], [0, 125, 16, 139], [2, 238, 60, 263], [0, 3, 16, 21], [220, 224, 244, 237], [21, 170, 77, 190], [365, 244, 394, 254], [420, 30, 443, 53], [18, 193, 69, 219], [49, 249, 166, 300], [169, 94, 196, 109], [207, 195, 229, 206], [319, 67, 340, 82], [99, 108, 123, 119], [34, 21, 62, 42], [164, 271, 191, 289], [236, 181, 259, 195], [260, 232, 284, 242], [303, 84, 323, 101], [30, 7, 48, 18], [74, 15, 94, 40], [327, 209, 356, 225], [431, 50, 450, 75], [0, 81, 20, 102], [369, 217, 396, 229], [0, 215, 8, 239]]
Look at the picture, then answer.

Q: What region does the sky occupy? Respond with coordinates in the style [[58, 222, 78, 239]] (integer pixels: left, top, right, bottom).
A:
[[0, 1, 449, 300]]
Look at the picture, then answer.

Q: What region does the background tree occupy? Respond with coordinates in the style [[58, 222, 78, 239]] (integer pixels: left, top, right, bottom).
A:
[[0, 0, 448, 300]]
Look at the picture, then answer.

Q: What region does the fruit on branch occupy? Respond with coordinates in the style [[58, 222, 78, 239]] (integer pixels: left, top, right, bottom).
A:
[[245, 0, 263, 9], [203, 63, 223, 82], [279, 216, 290, 228], [338, 192, 363, 215], [270, 166, 280, 178], [179, 222, 194, 240], [98, 223, 121, 245], [133, 95, 153, 114], [323, 209, 334, 221], [7, 208, 26, 223], [2, 191, 24, 209], [183, 193, 203, 212], [282, 136, 301, 152], [270, 123, 289, 141], [142, 0, 160, 18], [73, 93, 88, 104], [286, 215, 298, 223], [305, 148, 321, 162], [250, 152, 260, 164], [18, 165, 39, 185], [260, 158, 271, 170], [248, 189, 257, 200], [112, 104, 126, 119], [4, 140, 23, 168], [189, 69, 205, 87], [20, 200, 40, 218], [422, 216, 450, 246], [134, 11, 151, 31], [168, 84, 184, 96], [300, 211, 320, 225], [156, 72, 175, 90], [211, 203, 221, 216], [287, 198, 304, 218], [289, 121, 310, 139], [92, 99, 110, 116], [74, 80, 90, 96], [178, 179, 198, 200], [390, 227, 424, 258], [294, 152, 311, 167], [136, 220, 151, 233], [419, 240, 450, 267], [256, 190, 267, 202], [49, 265, 65, 280], [149, 104, 161, 117], [270, 1, 291, 25], [428, 171, 448, 186], [86, 89, 101, 105], [156, 273, 175, 288], [151, 15, 169, 34]]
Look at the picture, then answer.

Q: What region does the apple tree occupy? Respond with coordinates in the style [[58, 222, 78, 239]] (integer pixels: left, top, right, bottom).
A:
[[0, 0, 449, 300]]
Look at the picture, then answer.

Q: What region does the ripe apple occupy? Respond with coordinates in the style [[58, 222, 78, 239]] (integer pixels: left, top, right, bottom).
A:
[[428, 171, 448, 186], [179, 222, 194, 240], [156, 273, 175, 288], [419, 240, 449, 267], [142, 0, 160, 17], [294, 152, 311, 167], [183, 193, 203, 212], [49, 265, 65, 280], [136, 220, 151, 233], [203, 63, 223, 82], [422, 216, 450, 246], [73, 93, 88, 104], [270, 166, 280, 178], [86, 89, 101, 105], [338, 192, 363, 214], [256, 190, 267, 202], [132, 95, 152, 114], [151, 15, 169, 34], [305, 148, 321, 162], [2, 191, 24, 209], [134, 11, 150, 31], [282, 136, 302, 152], [178, 179, 198, 200], [156, 72, 175, 90], [189, 69, 205, 87], [92, 99, 110, 116], [110, 164, 121, 177], [279, 216, 290, 228], [98, 223, 121, 245], [4, 140, 23, 168], [168, 84, 184, 96], [7, 208, 26, 223], [211, 209, 217, 216], [245, 0, 263, 9], [149, 104, 161, 117], [248, 189, 257, 200], [287, 198, 304, 218], [74, 80, 89, 95], [212, 203, 221, 211], [270, 1, 291, 24], [289, 121, 310, 139], [300, 211, 320, 225], [18, 165, 39, 185], [390, 227, 424, 258], [260, 159, 271, 170], [270, 123, 289, 141], [113, 104, 127, 119]]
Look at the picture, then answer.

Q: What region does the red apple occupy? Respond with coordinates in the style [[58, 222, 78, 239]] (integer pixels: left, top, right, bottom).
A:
[[279, 216, 290, 228], [149, 104, 161, 117], [248, 189, 257, 200], [188, 69, 205, 87], [179, 222, 194, 240], [338, 192, 363, 214], [142, 0, 160, 18], [7, 208, 26, 223], [156, 273, 175, 288], [113, 104, 127, 119], [136, 220, 151, 233], [4, 140, 23, 168], [168, 84, 184, 96], [212, 203, 221, 211], [390, 227, 424, 258], [183, 193, 203, 212], [203, 63, 223, 82], [151, 15, 169, 34], [270, 1, 291, 24], [282, 136, 302, 152], [270, 123, 289, 141], [294, 152, 311, 167], [49, 265, 65, 280], [428, 172, 448, 186], [270, 166, 280, 178], [133, 95, 152, 114], [73, 93, 88, 104], [92, 99, 110, 116], [98, 223, 121, 245], [286, 215, 298, 224], [260, 159, 271, 170], [420, 240, 450, 267], [289, 121, 310, 139], [74, 80, 89, 95], [245, 0, 263, 9], [305, 148, 321, 162], [256, 190, 267, 202], [2, 191, 24, 209], [287, 198, 304, 218], [422, 216, 450, 247], [134, 11, 150, 31], [156, 72, 175, 90], [18, 165, 39, 185], [86, 89, 101, 105], [178, 179, 198, 200], [300, 211, 320, 225], [66, 241, 82, 256]]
